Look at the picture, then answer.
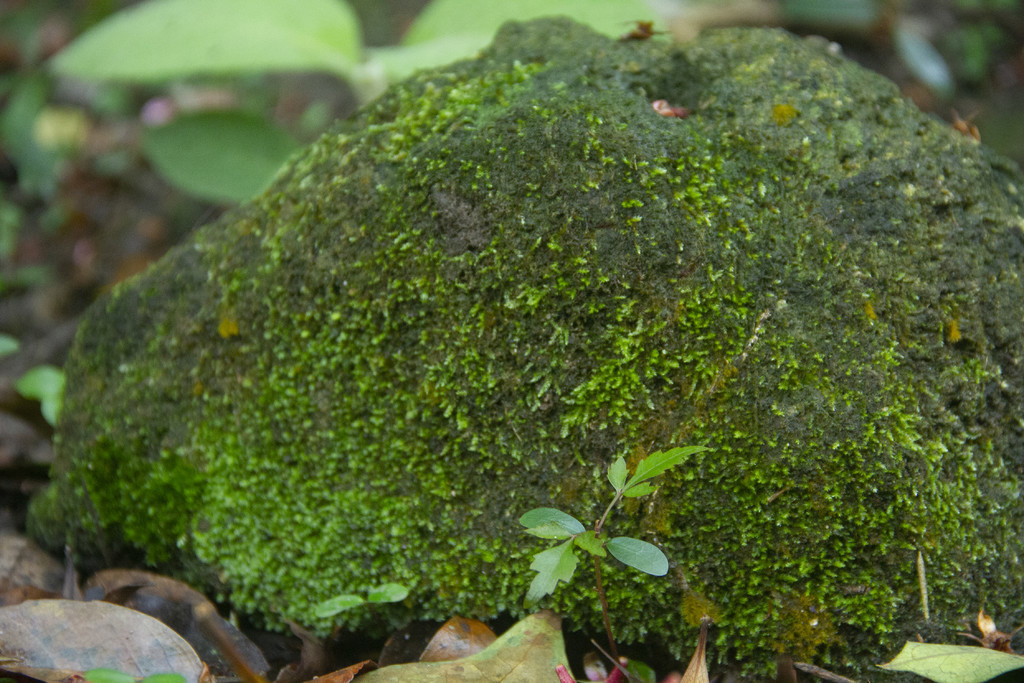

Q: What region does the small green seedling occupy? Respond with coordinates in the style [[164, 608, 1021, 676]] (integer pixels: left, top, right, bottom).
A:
[[84, 669, 185, 683], [313, 582, 409, 619], [520, 445, 707, 657], [14, 364, 66, 427]]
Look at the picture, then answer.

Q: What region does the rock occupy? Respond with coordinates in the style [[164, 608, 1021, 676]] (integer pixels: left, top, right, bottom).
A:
[[30, 19, 1024, 677]]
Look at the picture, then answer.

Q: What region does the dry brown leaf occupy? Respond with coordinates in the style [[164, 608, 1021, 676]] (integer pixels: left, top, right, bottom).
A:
[[0, 599, 205, 683], [418, 616, 496, 663], [306, 660, 375, 683], [0, 532, 63, 595], [85, 569, 269, 677], [959, 608, 1023, 653], [681, 616, 710, 683]]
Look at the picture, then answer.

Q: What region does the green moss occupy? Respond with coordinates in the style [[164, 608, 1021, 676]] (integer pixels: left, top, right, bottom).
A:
[[30, 19, 1024, 679]]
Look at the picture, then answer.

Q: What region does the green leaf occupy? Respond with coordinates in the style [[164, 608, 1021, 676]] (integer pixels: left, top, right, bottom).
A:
[[366, 583, 409, 603], [366, 35, 493, 82], [142, 111, 299, 203], [313, 593, 365, 617], [393, 0, 656, 78], [626, 659, 657, 683], [606, 537, 668, 576], [0, 333, 18, 357], [607, 456, 627, 491], [879, 641, 1024, 683], [622, 482, 657, 498], [84, 670, 137, 683], [624, 445, 707, 490], [572, 530, 606, 558], [893, 21, 954, 98], [50, 0, 360, 82], [15, 365, 65, 427], [141, 675, 186, 683], [520, 508, 585, 537], [525, 540, 578, 604]]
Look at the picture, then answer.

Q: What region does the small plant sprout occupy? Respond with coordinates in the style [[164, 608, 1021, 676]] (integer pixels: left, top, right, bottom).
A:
[[520, 445, 707, 658], [313, 582, 409, 619]]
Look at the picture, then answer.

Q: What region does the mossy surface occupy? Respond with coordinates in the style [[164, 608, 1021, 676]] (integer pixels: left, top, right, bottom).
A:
[[30, 20, 1024, 677]]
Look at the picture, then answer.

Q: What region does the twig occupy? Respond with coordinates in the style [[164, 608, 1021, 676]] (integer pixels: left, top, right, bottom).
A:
[[917, 550, 929, 622], [793, 661, 860, 683], [588, 638, 644, 683]]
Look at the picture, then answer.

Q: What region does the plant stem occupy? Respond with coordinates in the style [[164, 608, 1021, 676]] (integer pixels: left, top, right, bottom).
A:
[[595, 491, 623, 536], [593, 554, 619, 661]]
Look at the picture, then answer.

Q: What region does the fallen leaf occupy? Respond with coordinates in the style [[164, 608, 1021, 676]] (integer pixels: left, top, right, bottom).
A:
[[355, 610, 567, 682], [85, 569, 269, 678], [418, 616, 496, 662], [0, 599, 207, 683], [274, 620, 329, 683], [377, 621, 445, 667], [0, 532, 64, 595], [308, 660, 375, 683], [879, 641, 1024, 683], [681, 617, 710, 683]]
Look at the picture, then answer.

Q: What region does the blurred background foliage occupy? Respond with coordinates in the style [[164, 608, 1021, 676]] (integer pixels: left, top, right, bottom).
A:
[[0, 0, 1021, 481]]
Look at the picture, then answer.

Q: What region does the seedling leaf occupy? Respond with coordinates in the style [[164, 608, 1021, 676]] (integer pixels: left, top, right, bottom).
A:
[[15, 364, 65, 426], [366, 583, 409, 603], [879, 641, 1024, 683], [526, 541, 578, 604], [606, 537, 668, 576], [525, 523, 579, 539], [607, 456, 628, 490], [520, 508, 585, 536], [572, 530, 607, 558], [0, 333, 18, 357], [313, 594, 364, 617], [85, 670, 136, 683], [625, 446, 707, 489], [622, 482, 658, 498], [141, 675, 186, 683]]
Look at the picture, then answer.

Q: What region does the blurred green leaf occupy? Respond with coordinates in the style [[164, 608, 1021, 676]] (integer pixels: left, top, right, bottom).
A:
[[626, 659, 657, 683], [781, 0, 881, 30], [141, 675, 186, 683], [385, 0, 655, 79], [0, 334, 20, 357], [366, 582, 409, 603], [141, 111, 299, 203], [879, 641, 1024, 683], [367, 35, 493, 82], [0, 196, 21, 258], [50, 0, 361, 82], [894, 21, 954, 98], [313, 594, 364, 617], [15, 364, 65, 427], [0, 73, 60, 197], [84, 669, 136, 683], [606, 537, 667, 576]]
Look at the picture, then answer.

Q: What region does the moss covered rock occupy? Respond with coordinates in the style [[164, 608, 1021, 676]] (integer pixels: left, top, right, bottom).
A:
[[31, 19, 1024, 677]]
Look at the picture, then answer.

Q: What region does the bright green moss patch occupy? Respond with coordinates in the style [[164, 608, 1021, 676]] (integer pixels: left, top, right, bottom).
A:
[[30, 19, 1024, 679]]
